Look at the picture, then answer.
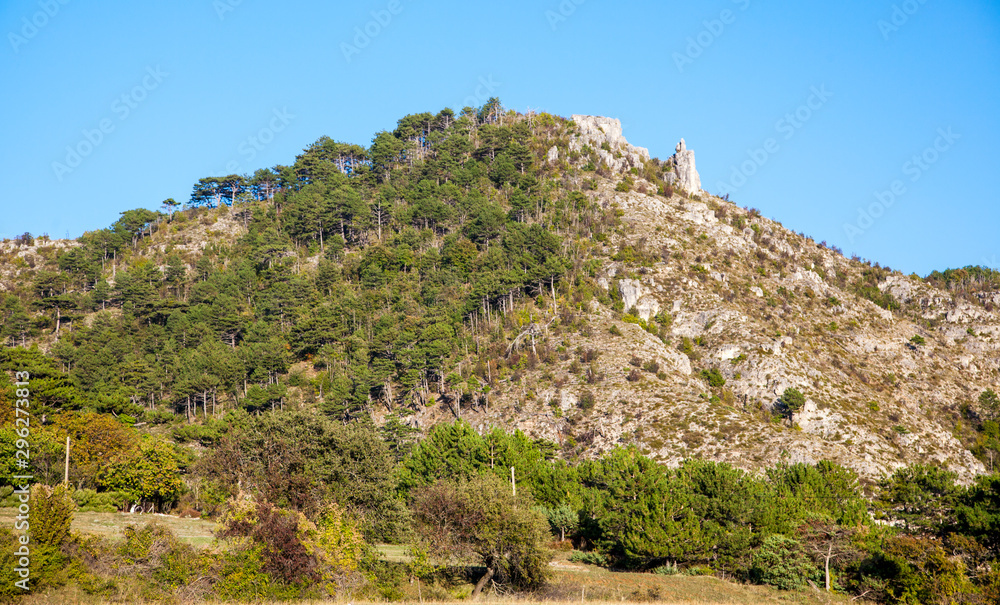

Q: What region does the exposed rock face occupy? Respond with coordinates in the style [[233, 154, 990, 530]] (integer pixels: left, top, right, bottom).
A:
[[618, 278, 661, 321], [619, 279, 645, 311], [665, 138, 701, 193], [547, 145, 559, 163], [569, 115, 650, 172]]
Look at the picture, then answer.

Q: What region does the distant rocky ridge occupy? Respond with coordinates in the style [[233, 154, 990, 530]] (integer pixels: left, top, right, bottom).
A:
[[568, 115, 702, 194]]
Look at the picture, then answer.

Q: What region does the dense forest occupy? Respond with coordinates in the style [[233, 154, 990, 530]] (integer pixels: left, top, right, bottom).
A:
[[1, 100, 999, 602]]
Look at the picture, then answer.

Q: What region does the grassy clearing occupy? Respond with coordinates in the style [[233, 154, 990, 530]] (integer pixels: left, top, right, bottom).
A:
[[541, 566, 851, 604], [377, 542, 412, 563], [533, 551, 853, 605], [371, 548, 856, 605], [0, 507, 218, 548]]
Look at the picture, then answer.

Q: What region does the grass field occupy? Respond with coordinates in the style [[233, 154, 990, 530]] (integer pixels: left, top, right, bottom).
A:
[[5, 510, 858, 604], [0, 507, 218, 548], [374, 546, 854, 605]]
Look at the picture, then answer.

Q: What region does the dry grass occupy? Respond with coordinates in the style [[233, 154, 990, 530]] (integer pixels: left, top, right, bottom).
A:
[[21, 597, 858, 605], [15, 547, 863, 605]]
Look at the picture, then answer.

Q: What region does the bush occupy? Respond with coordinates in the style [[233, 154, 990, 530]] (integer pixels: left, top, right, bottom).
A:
[[569, 550, 608, 566], [910, 334, 926, 346], [750, 535, 816, 590], [219, 500, 318, 585], [700, 368, 726, 388], [652, 562, 679, 575], [867, 534, 975, 604], [31, 484, 75, 548], [0, 528, 28, 596]]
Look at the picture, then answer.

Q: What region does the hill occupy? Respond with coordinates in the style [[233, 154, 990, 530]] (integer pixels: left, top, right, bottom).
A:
[[2, 104, 996, 485]]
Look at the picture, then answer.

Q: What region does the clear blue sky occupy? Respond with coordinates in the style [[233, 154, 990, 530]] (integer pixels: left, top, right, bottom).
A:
[[1, 0, 997, 275]]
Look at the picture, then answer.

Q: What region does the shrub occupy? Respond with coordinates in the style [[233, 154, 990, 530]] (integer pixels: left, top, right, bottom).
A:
[[678, 337, 696, 359], [579, 391, 596, 412], [219, 500, 318, 585], [868, 534, 975, 604], [749, 535, 817, 590], [569, 550, 608, 566], [0, 528, 25, 597], [910, 334, 926, 346], [585, 364, 602, 384], [700, 368, 726, 388], [30, 484, 75, 548], [654, 310, 673, 327]]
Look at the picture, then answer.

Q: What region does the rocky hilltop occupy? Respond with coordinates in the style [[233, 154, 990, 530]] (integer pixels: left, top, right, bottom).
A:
[[417, 116, 996, 484]]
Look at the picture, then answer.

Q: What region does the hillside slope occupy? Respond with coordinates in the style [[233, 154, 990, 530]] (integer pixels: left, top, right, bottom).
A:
[[2, 107, 997, 485]]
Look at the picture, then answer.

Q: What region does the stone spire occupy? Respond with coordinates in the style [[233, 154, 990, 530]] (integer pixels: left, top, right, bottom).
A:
[[666, 138, 700, 194]]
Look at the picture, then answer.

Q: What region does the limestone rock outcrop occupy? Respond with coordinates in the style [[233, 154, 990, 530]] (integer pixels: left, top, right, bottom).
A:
[[618, 278, 661, 321], [665, 138, 701, 193], [569, 115, 649, 172], [569, 116, 701, 194]]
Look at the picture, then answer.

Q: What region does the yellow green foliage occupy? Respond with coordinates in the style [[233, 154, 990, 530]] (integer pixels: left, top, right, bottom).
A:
[[30, 483, 75, 548], [96, 438, 183, 511], [304, 503, 370, 594], [219, 497, 369, 597], [51, 411, 139, 481]]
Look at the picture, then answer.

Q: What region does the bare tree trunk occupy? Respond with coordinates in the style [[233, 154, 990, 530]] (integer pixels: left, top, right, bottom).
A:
[[825, 542, 833, 592], [551, 277, 557, 316], [471, 566, 495, 599]]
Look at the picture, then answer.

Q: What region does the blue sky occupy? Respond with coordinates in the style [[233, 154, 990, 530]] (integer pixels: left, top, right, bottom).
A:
[[1, 0, 997, 275]]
